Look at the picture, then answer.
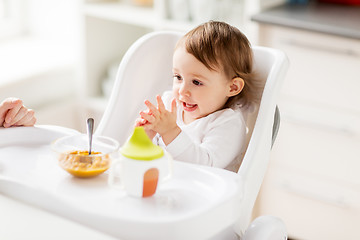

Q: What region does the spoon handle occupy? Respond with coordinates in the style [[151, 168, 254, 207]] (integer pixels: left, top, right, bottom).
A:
[[87, 118, 94, 155]]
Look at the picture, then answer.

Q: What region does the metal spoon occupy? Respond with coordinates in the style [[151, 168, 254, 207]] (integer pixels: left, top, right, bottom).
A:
[[86, 118, 94, 155]]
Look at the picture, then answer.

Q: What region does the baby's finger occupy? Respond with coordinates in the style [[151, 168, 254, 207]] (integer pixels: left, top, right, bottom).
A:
[[140, 111, 155, 123], [156, 95, 166, 113], [170, 98, 177, 113], [144, 100, 159, 118], [139, 110, 152, 119], [135, 117, 147, 127]]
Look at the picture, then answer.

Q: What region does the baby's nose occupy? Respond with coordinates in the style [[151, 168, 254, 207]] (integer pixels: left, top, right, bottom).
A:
[[179, 83, 190, 96]]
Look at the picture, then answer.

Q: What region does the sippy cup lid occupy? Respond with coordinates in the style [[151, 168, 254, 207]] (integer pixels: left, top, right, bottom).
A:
[[120, 127, 164, 160]]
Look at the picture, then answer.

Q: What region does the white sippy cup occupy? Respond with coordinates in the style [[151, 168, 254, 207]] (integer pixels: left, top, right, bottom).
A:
[[108, 127, 172, 197]]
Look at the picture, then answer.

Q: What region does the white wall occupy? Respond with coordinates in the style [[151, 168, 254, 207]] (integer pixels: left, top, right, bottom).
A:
[[0, 0, 82, 130]]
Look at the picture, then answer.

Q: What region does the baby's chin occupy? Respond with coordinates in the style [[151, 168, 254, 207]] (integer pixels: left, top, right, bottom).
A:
[[183, 110, 209, 121]]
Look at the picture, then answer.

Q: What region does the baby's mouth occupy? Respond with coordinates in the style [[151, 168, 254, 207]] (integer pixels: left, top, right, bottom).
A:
[[182, 102, 198, 112]]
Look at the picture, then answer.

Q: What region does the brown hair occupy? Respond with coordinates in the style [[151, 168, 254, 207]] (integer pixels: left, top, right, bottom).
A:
[[176, 21, 262, 108]]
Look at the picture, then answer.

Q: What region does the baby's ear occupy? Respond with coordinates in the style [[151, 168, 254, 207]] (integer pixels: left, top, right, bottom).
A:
[[228, 77, 244, 97]]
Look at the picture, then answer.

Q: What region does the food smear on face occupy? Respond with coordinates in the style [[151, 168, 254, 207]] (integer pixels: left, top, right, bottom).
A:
[[58, 150, 110, 178]]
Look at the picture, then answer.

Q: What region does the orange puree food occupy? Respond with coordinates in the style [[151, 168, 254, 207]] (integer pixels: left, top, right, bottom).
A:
[[58, 150, 110, 178]]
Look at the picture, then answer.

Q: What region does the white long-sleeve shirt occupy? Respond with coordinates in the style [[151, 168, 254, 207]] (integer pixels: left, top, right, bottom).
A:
[[156, 91, 247, 172]]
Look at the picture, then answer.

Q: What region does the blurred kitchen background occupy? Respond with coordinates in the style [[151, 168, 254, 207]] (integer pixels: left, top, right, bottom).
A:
[[1, 0, 359, 239]]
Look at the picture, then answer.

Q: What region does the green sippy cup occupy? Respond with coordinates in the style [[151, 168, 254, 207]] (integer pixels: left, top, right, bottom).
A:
[[108, 127, 172, 197]]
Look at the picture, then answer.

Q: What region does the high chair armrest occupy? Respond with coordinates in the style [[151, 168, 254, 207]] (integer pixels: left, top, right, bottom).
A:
[[242, 216, 287, 240]]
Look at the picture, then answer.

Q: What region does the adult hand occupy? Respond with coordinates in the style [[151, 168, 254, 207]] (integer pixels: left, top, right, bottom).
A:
[[0, 98, 36, 128]]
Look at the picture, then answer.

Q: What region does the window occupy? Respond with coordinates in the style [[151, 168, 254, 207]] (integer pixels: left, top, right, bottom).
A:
[[0, 0, 25, 40]]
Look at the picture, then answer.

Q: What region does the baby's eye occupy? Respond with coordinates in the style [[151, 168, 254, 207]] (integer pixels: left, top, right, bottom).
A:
[[173, 74, 182, 81], [192, 79, 202, 86]]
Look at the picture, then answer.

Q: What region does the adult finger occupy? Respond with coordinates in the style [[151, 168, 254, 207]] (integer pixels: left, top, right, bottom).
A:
[[0, 98, 20, 109], [12, 109, 36, 126], [4, 99, 23, 125], [17, 116, 36, 127], [0, 98, 20, 125], [24, 117, 36, 126], [6, 106, 27, 127]]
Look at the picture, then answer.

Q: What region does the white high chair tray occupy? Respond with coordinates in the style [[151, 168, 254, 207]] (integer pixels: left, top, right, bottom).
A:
[[0, 125, 242, 240]]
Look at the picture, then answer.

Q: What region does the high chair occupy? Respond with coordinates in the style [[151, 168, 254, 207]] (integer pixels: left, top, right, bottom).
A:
[[96, 31, 289, 239]]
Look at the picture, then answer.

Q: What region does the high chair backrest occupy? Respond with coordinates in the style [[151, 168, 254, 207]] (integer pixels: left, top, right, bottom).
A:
[[96, 31, 182, 144], [235, 46, 289, 236], [96, 31, 289, 236]]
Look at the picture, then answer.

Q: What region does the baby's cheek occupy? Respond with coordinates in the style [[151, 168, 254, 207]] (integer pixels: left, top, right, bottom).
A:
[[172, 88, 179, 98]]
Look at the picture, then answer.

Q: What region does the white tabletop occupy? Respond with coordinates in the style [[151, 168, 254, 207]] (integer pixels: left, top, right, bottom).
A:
[[0, 194, 117, 240], [0, 125, 242, 240]]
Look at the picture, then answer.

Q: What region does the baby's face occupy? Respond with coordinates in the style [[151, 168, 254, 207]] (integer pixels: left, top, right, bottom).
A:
[[172, 46, 232, 124]]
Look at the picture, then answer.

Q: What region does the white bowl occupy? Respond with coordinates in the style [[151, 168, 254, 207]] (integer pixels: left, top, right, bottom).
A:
[[52, 134, 120, 178]]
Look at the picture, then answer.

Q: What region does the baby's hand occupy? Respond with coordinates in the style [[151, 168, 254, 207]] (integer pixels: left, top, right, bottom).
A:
[[135, 117, 147, 127], [135, 116, 157, 140], [140, 95, 180, 145], [0, 98, 36, 128]]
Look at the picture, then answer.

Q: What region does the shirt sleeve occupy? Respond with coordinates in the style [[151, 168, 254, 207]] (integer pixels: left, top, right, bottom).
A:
[[164, 114, 246, 169]]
